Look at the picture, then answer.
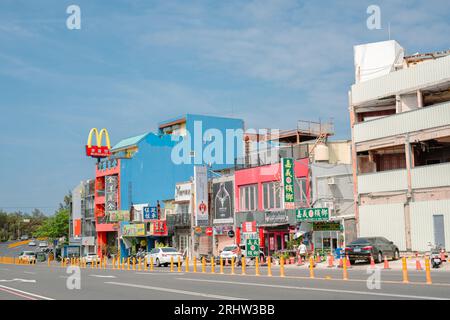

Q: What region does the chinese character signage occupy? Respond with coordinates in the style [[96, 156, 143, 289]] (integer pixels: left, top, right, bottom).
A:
[[105, 175, 118, 213], [149, 220, 167, 236], [281, 158, 295, 209], [246, 239, 260, 257], [296, 208, 329, 222], [143, 207, 158, 220]]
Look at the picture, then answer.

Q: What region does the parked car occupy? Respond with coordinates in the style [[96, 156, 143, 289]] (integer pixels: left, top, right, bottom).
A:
[[219, 245, 242, 264], [20, 235, 29, 240], [345, 237, 400, 264], [146, 247, 183, 267], [83, 253, 100, 265], [18, 251, 36, 263], [28, 240, 37, 246], [38, 241, 48, 248]]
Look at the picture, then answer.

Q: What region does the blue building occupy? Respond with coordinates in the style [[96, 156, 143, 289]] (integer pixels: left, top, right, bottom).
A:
[[108, 114, 244, 257]]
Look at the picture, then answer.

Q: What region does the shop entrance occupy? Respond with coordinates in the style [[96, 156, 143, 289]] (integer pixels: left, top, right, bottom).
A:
[[264, 230, 289, 256]]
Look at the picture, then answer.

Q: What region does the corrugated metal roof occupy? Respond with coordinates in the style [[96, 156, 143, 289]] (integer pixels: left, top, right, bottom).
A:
[[111, 132, 149, 151]]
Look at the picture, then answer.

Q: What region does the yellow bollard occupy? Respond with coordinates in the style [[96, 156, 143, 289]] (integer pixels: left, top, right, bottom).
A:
[[193, 256, 197, 273], [170, 256, 174, 272], [61, 258, 64, 267], [132, 258, 136, 270], [202, 257, 206, 273], [144, 258, 148, 271], [280, 256, 285, 277], [127, 258, 130, 270], [267, 256, 272, 277], [309, 256, 315, 279], [241, 256, 246, 275], [255, 256, 260, 276], [211, 257, 215, 274], [402, 257, 409, 284], [138, 258, 142, 271], [220, 257, 224, 274], [112, 257, 116, 270], [150, 257, 154, 271], [121, 258, 125, 270], [185, 256, 189, 273], [231, 257, 235, 275], [178, 256, 182, 273], [425, 257, 432, 285], [104, 257, 107, 269], [343, 257, 349, 280]]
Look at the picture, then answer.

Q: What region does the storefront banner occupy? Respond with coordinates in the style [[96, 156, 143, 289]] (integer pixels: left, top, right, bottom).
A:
[[143, 206, 158, 220], [213, 225, 234, 235], [81, 236, 95, 246], [149, 220, 168, 236], [296, 208, 329, 222], [212, 180, 234, 223], [242, 221, 256, 233], [108, 210, 130, 222], [121, 223, 145, 237], [281, 158, 295, 210], [194, 166, 209, 226], [313, 222, 341, 231]]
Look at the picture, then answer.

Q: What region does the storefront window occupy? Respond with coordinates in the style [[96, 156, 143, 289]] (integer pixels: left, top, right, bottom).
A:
[[263, 182, 281, 210], [239, 184, 258, 211]]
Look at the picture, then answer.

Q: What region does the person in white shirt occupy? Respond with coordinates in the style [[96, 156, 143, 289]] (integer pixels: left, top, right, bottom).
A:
[[298, 242, 307, 260]]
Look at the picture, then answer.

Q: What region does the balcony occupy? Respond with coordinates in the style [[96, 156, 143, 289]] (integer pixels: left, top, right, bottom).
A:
[[357, 169, 407, 194], [351, 54, 450, 105], [167, 213, 191, 227], [412, 162, 450, 189], [354, 102, 450, 144]]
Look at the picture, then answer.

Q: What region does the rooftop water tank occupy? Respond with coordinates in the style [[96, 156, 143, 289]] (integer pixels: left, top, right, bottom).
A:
[[314, 143, 329, 162]]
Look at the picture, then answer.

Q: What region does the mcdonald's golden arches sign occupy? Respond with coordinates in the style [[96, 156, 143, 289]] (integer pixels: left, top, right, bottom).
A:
[[85, 128, 111, 158]]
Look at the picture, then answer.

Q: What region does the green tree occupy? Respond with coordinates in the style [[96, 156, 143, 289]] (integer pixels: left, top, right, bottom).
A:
[[33, 209, 69, 240]]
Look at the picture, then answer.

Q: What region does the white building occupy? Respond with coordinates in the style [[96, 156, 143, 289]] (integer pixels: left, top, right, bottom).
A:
[[349, 40, 450, 252]]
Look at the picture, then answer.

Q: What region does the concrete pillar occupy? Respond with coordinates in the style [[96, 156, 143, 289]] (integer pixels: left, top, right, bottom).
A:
[[404, 135, 413, 251], [348, 92, 360, 237], [417, 90, 423, 108], [396, 95, 402, 113]]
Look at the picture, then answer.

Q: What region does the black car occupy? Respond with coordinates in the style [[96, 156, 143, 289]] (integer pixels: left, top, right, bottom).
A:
[[345, 237, 400, 264]]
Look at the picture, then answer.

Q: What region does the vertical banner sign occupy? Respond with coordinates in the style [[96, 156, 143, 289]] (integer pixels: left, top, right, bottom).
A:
[[105, 175, 118, 213], [281, 158, 295, 209], [194, 166, 209, 227], [246, 239, 260, 257]]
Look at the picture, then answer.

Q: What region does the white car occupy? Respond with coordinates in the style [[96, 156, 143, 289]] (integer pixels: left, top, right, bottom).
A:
[[219, 245, 242, 264], [146, 247, 183, 267], [28, 241, 37, 246], [38, 241, 48, 248], [19, 251, 36, 263], [83, 253, 100, 264]]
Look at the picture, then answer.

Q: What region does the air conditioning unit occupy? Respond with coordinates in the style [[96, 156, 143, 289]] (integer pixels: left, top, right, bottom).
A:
[[327, 177, 336, 185]]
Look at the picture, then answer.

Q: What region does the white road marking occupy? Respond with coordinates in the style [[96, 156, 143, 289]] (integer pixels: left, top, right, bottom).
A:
[[0, 278, 36, 283], [24, 271, 36, 275], [0, 285, 54, 300], [89, 275, 116, 278], [177, 278, 449, 300], [135, 272, 185, 275], [105, 281, 247, 300]]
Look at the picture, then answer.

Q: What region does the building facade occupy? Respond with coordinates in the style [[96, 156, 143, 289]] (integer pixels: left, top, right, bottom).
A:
[[349, 40, 450, 251]]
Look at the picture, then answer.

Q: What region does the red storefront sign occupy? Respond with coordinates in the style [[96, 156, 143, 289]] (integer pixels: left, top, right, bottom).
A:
[[205, 227, 213, 236], [150, 220, 168, 236], [242, 221, 256, 233]]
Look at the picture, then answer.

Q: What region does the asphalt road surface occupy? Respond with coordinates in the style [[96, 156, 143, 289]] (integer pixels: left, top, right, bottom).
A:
[[0, 262, 449, 300]]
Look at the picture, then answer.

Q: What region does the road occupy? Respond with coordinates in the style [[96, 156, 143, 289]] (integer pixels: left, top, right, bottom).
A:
[[0, 261, 449, 300]]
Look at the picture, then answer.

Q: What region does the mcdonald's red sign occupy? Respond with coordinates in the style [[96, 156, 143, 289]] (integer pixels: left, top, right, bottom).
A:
[[86, 128, 111, 158]]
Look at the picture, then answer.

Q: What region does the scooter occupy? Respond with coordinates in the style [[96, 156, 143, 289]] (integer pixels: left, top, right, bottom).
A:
[[430, 248, 442, 268]]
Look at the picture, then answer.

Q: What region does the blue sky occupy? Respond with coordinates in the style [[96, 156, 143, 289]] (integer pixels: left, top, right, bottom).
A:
[[0, 0, 449, 214]]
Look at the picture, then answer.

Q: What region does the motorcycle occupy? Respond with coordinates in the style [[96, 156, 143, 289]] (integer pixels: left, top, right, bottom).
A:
[[429, 245, 443, 269]]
